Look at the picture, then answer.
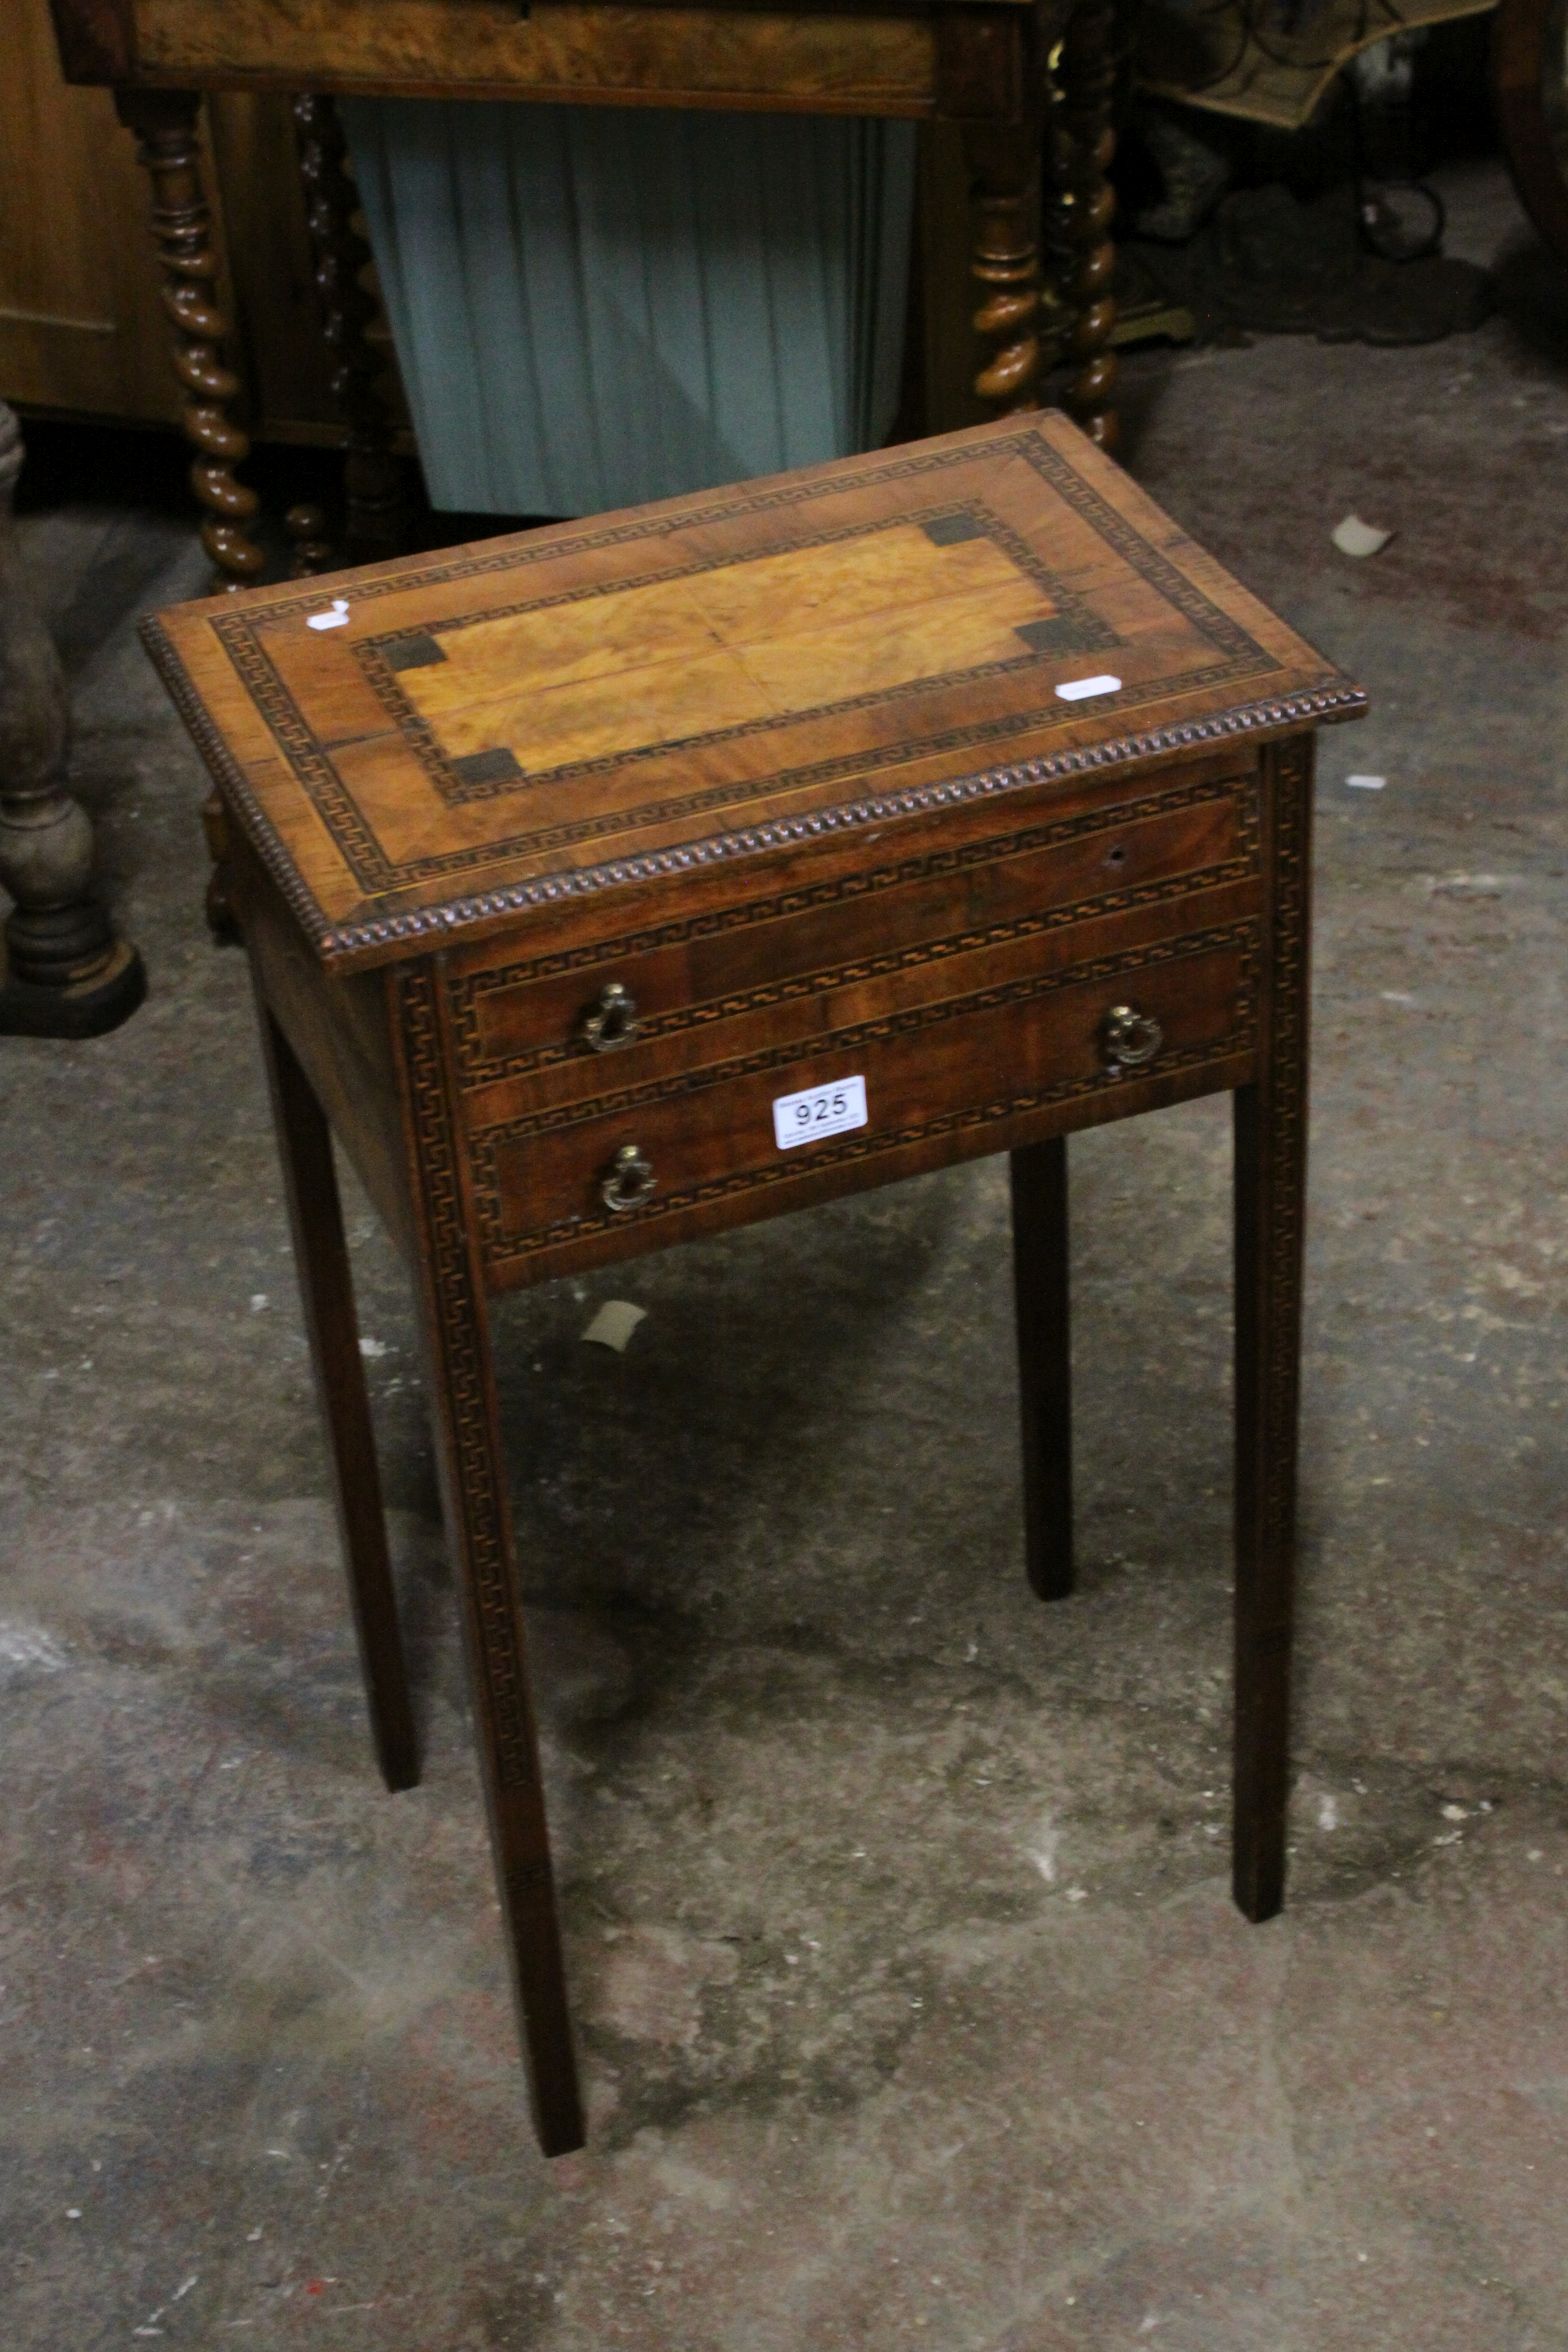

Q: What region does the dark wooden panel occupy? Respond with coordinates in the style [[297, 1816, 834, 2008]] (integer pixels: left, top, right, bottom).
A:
[[19, 2, 340, 439], [47, 0, 135, 82], [934, 5, 1025, 120], [1494, 0, 1568, 270]]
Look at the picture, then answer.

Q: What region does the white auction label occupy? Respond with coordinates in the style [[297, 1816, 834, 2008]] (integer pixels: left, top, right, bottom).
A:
[[772, 1074, 868, 1151]]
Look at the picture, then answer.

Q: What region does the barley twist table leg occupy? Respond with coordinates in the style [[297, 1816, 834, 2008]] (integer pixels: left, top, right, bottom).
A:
[[116, 87, 264, 937], [283, 503, 335, 581], [1052, 0, 1120, 450], [293, 93, 414, 568], [961, 119, 1042, 414], [0, 405, 145, 1039], [115, 88, 266, 591]]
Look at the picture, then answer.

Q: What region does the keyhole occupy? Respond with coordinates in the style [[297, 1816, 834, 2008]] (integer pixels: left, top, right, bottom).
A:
[[1106, 844, 1127, 869]]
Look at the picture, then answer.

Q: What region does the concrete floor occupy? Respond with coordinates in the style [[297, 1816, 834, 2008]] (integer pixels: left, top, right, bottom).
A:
[[3, 160, 1566, 2351]]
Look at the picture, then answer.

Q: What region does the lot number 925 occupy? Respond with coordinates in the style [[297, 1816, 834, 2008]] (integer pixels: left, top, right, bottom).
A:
[[772, 1075, 869, 1151]]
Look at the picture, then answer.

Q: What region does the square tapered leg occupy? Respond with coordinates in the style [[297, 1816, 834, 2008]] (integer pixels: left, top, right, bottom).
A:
[[1231, 739, 1314, 1923], [1011, 1136, 1074, 1601], [394, 970, 585, 2156], [254, 989, 418, 1793]]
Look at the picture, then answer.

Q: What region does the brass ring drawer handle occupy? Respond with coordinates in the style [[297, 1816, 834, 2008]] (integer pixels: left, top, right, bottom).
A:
[[1101, 1002, 1165, 1070], [580, 980, 641, 1052], [601, 1143, 656, 1213]]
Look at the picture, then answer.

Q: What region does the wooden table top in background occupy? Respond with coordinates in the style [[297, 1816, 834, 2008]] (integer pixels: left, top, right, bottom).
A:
[[52, 0, 1040, 113]]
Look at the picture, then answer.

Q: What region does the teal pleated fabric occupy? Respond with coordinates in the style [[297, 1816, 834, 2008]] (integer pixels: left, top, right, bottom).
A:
[[341, 100, 916, 518]]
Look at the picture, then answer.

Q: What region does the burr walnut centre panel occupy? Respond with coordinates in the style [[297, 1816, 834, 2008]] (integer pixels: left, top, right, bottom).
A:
[[373, 514, 1113, 799], [143, 416, 1363, 972]]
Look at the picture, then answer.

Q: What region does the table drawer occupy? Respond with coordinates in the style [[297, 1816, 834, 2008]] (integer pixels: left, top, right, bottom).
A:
[[467, 917, 1260, 1281], [450, 757, 1262, 1122]]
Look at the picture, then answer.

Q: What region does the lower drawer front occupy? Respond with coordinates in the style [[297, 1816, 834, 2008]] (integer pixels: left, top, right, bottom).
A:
[[470, 920, 1260, 1281]]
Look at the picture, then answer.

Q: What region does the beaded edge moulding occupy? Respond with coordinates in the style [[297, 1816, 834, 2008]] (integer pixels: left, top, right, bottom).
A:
[[142, 634, 1364, 974], [141, 418, 1367, 975]]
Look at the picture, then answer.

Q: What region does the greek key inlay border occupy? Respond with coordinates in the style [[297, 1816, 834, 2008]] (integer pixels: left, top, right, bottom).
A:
[[397, 970, 532, 1791], [207, 432, 1270, 895], [471, 918, 1261, 1265], [140, 415, 1365, 971], [205, 615, 1254, 910], [451, 770, 1261, 1089]]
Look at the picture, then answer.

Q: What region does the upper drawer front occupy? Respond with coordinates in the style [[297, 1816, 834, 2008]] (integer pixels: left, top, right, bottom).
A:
[[451, 757, 1262, 1121], [466, 918, 1261, 1287]]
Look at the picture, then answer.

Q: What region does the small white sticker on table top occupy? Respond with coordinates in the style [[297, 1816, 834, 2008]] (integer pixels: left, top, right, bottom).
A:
[[773, 1075, 867, 1151], [306, 598, 351, 632], [1055, 673, 1122, 702]]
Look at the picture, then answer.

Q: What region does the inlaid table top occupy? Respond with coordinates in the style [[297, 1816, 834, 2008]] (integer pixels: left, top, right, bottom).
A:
[[144, 415, 1364, 974]]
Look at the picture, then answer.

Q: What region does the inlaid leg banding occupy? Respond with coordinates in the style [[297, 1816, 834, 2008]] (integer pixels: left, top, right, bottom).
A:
[[253, 993, 418, 1794], [1011, 1136, 1074, 1600], [395, 969, 584, 2157]]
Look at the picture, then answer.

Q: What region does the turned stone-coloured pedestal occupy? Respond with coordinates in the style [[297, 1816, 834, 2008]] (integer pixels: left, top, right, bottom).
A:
[[0, 404, 146, 1039]]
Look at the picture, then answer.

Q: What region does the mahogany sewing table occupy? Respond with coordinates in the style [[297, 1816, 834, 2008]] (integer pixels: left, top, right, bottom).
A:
[[49, 0, 1123, 587], [145, 412, 1365, 2155]]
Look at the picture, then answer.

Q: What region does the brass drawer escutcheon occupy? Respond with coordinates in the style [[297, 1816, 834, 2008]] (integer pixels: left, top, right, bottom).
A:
[[601, 1143, 656, 1213], [579, 980, 641, 1052], [1101, 1002, 1164, 1070]]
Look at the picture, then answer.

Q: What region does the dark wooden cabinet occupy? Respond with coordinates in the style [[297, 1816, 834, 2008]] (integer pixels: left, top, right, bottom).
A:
[[2, 0, 338, 440]]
